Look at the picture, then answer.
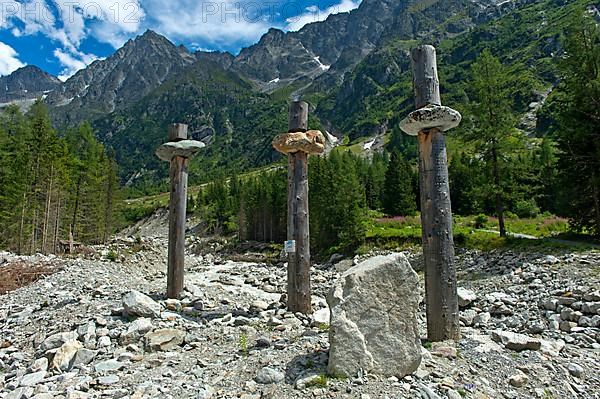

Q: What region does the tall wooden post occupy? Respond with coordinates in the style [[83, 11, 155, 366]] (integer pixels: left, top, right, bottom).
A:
[[156, 124, 205, 299], [167, 124, 189, 299], [272, 101, 326, 314], [287, 101, 311, 314], [400, 45, 461, 341]]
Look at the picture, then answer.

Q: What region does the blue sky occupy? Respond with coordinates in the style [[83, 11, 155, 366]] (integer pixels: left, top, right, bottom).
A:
[[0, 0, 361, 79]]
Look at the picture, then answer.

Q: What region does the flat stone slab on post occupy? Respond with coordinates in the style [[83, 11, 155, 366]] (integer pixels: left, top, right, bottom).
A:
[[272, 130, 326, 155], [156, 124, 205, 299], [327, 253, 422, 378], [399, 105, 462, 136], [156, 140, 206, 162]]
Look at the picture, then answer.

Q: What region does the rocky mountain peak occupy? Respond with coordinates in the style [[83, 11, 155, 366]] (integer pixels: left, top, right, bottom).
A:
[[0, 65, 62, 103], [47, 30, 196, 124]]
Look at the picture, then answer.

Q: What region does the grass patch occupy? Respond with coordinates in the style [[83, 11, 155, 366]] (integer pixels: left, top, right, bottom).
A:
[[305, 374, 329, 388], [360, 213, 598, 252], [239, 333, 249, 357]]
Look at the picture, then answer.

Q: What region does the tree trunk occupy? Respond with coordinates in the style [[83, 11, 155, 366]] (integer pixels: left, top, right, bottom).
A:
[[167, 156, 189, 299], [592, 171, 600, 236], [71, 175, 83, 241], [491, 145, 506, 237], [42, 165, 54, 254], [418, 129, 460, 341], [18, 192, 27, 255], [54, 194, 61, 254], [287, 151, 312, 314]]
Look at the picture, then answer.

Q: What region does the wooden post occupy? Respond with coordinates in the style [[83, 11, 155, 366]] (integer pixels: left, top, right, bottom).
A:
[[167, 123, 189, 299], [286, 101, 312, 314], [411, 46, 460, 341]]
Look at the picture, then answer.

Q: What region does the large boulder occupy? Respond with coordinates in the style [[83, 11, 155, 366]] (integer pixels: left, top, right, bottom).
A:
[[327, 253, 422, 378]]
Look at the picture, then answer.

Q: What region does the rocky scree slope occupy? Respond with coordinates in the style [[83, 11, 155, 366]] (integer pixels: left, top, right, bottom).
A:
[[0, 233, 599, 398]]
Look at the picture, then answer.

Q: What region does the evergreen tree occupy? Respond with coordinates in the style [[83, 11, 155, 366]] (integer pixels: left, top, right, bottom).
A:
[[449, 153, 483, 216], [310, 151, 365, 255], [383, 151, 416, 216], [463, 49, 520, 237], [553, 15, 600, 236]]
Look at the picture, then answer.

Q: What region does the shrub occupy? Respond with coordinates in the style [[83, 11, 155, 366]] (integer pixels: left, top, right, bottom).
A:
[[514, 199, 540, 218], [474, 214, 488, 229]]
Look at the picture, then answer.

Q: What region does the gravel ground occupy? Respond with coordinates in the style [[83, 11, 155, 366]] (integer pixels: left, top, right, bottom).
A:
[[1, 232, 599, 399]]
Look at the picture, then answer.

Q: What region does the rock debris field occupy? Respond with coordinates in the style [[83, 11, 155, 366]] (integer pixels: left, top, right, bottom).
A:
[[1, 232, 600, 399]]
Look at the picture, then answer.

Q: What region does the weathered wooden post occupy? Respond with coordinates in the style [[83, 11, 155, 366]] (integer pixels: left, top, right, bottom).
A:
[[400, 45, 461, 341], [272, 101, 325, 314], [156, 124, 205, 299]]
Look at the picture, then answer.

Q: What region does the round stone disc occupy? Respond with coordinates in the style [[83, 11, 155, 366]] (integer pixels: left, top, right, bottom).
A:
[[399, 105, 462, 136], [156, 140, 206, 162]]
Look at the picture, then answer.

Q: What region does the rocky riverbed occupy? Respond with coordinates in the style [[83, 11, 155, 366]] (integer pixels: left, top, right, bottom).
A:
[[1, 236, 599, 399]]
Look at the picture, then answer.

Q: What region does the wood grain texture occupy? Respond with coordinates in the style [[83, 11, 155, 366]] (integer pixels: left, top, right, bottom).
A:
[[411, 45, 441, 109], [286, 101, 312, 314], [412, 46, 459, 341], [288, 101, 309, 133], [167, 156, 189, 299]]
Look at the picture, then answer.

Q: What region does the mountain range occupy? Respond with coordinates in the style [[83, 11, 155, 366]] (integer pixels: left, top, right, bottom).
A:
[[1, 0, 597, 187]]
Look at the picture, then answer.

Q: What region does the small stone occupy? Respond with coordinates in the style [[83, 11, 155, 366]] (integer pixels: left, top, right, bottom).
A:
[[144, 328, 185, 351], [567, 363, 584, 378], [233, 316, 252, 326], [313, 308, 329, 325], [544, 255, 560, 264], [30, 358, 48, 373], [122, 290, 161, 318], [583, 290, 600, 301], [41, 331, 78, 351], [196, 385, 215, 399], [430, 342, 457, 359], [250, 300, 269, 312], [474, 312, 491, 326], [560, 321, 577, 332], [94, 359, 124, 373], [52, 340, 83, 371], [255, 337, 271, 348], [457, 287, 477, 308], [255, 367, 284, 384], [98, 375, 120, 385], [491, 330, 541, 351], [460, 309, 478, 326], [121, 317, 153, 344], [72, 348, 98, 367], [509, 372, 529, 387], [20, 371, 46, 386]]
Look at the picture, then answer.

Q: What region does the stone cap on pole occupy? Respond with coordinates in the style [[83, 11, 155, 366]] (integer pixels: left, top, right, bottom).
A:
[[156, 123, 206, 161], [273, 101, 325, 155]]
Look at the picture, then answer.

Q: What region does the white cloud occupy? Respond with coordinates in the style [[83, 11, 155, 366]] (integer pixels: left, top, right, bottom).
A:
[[142, 0, 271, 48], [0, 41, 26, 76], [286, 0, 361, 32], [1, 0, 144, 51], [53, 48, 99, 80]]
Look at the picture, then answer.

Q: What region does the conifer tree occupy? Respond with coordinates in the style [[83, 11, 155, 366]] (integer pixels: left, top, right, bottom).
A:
[[553, 15, 600, 236], [383, 151, 416, 216], [463, 49, 519, 237]]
